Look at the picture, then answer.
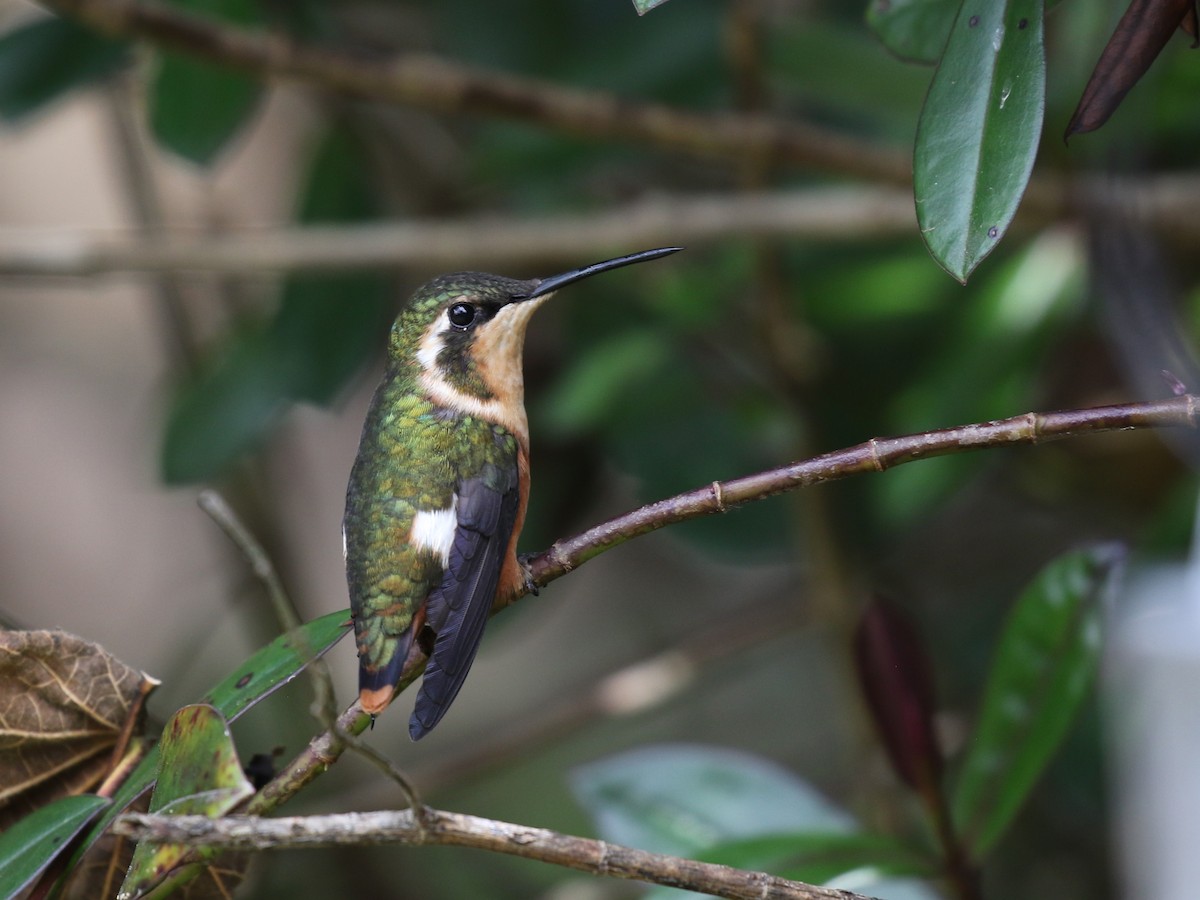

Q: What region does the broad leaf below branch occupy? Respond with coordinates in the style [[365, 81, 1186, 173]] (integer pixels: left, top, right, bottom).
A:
[[952, 543, 1125, 858]]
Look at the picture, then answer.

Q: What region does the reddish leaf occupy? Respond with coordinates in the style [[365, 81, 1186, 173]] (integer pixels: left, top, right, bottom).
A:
[[1066, 0, 1197, 138], [853, 597, 943, 792]]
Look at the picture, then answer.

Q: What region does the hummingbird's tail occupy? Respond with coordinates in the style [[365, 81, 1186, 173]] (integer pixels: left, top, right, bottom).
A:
[[358, 631, 413, 716]]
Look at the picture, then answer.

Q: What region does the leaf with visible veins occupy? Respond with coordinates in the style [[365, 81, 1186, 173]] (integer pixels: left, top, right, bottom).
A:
[[0, 631, 157, 830], [1066, 0, 1198, 138]]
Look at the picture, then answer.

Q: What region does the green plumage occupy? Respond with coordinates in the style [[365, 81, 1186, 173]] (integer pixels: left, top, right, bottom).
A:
[[344, 364, 518, 683], [342, 247, 681, 736]]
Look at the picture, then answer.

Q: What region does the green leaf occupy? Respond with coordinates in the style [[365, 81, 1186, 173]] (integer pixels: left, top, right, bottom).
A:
[[161, 325, 291, 484], [64, 612, 350, 884], [913, 0, 1046, 282], [877, 229, 1083, 525], [0, 794, 109, 898], [120, 705, 255, 899], [694, 831, 934, 886], [633, 0, 674, 15], [198, 608, 351, 721], [574, 745, 940, 899], [147, 0, 263, 164], [271, 278, 392, 406], [865, 0, 958, 65], [0, 16, 128, 122], [149, 55, 262, 165], [539, 330, 671, 437], [269, 128, 392, 404], [570, 744, 857, 858], [952, 543, 1125, 857], [160, 130, 387, 483]]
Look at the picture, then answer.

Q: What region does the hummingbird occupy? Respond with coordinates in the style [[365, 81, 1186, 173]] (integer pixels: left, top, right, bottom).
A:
[[343, 246, 682, 740]]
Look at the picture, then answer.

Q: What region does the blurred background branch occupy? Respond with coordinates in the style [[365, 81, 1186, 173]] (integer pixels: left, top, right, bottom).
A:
[[41, 0, 910, 182]]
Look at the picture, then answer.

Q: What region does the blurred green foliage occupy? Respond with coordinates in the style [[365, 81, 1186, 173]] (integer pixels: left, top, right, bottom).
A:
[[1, 0, 1195, 898]]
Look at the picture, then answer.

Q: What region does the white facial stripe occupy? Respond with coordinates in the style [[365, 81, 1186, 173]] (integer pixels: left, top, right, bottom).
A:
[[410, 498, 458, 568], [416, 307, 456, 374], [414, 303, 534, 444]]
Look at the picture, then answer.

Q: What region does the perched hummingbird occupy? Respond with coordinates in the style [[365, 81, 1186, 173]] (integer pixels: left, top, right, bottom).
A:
[[343, 247, 682, 739]]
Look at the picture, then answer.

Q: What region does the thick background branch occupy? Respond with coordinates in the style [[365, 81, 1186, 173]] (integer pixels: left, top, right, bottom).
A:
[[3, 177, 1200, 277], [0, 187, 916, 276], [41, 0, 909, 184], [114, 808, 877, 900]]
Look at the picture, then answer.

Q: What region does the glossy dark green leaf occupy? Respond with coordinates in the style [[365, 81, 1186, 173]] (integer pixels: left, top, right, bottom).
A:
[[914, 0, 1046, 282], [865, 0, 958, 64], [952, 544, 1125, 857], [64, 611, 350, 881], [0, 793, 109, 898], [147, 0, 263, 164], [120, 705, 254, 899], [0, 16, 128, 122], [633, 0, 674, 13]]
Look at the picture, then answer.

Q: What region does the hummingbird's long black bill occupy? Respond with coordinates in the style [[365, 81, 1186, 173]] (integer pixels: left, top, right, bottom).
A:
[[518, 246, 683, 301]]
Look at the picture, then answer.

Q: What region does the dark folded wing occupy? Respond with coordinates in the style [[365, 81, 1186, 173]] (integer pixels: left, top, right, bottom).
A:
[[409, 470, 519, 739]]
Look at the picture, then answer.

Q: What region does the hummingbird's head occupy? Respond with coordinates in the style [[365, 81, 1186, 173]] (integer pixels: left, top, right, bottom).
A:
[[390, 247, 682, 441]]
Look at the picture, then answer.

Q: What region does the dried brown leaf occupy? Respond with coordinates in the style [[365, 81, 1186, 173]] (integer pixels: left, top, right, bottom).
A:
[[0, 630, 158, 829], [1066, 0, 1198, 138]]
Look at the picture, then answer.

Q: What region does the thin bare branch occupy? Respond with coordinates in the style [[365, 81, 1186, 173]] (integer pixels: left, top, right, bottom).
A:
[[0, 187, 916, 277], [527, 393, 1199, 584], [114, 808, 876, 900], [197, 490, 340, 725]]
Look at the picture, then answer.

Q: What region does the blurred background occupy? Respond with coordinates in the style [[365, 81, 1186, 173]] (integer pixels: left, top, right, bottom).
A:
[[1, 0, 1198, 897]]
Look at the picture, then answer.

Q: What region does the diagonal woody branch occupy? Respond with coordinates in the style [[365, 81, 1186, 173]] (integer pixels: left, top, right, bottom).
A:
[[527, 392, 1199, 583], [39, 0, 909, 184], [246, 392, 1198, 817]]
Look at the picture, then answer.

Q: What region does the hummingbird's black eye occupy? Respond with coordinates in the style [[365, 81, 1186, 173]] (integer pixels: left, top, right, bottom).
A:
[[447, 303, 477, 330]]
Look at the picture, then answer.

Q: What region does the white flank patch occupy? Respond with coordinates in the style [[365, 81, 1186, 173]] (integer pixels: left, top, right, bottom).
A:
[[410, 498, 458, 567]]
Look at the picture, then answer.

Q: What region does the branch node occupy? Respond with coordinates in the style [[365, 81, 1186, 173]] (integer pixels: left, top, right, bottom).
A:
[[1024, 411, 1043, 442], [867, 437, 885, 472], [710, 480, 727, 512]]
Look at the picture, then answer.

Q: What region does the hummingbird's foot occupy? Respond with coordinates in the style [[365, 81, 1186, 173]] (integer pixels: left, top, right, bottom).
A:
[[517, 553, 540, 596]]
